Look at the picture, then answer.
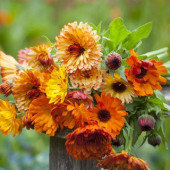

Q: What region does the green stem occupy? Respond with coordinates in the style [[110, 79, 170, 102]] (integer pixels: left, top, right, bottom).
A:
[[126, 121, 134, 153]]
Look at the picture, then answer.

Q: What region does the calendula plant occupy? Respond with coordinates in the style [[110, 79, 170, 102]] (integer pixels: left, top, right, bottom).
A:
[[0, 18, 169, 170]]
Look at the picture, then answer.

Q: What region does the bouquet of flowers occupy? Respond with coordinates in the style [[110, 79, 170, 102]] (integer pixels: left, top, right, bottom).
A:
[[0, 18, 169, 170]]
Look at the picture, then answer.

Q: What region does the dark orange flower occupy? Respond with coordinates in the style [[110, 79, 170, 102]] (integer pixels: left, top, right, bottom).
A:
[[12, 70, 42, 113], [90, 92, 128, 137], [28, 95, 58, 136], [67, 102, 91, 127], [65, 124, 112, 160], [125, 50, 167, 96], [22, 112, 34, 130], [0, 81, 12, 97], [98, 150, 150, 170], [0, 10, 12, 26]]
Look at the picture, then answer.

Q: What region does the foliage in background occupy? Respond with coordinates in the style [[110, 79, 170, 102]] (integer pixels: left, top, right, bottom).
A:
[[0, 0, 170, 170]]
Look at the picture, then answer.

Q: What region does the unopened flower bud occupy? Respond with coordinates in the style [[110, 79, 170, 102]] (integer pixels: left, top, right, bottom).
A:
[[138, 115, 155, 131], [106, 52, 122, 70], [112, 136, 124, 147], [148, 134, 161, 147]]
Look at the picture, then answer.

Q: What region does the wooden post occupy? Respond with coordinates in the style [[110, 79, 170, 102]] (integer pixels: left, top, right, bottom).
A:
[[49, 130, 100, 170]]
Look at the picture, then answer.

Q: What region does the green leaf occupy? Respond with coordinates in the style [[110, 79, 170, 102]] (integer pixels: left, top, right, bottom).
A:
[[123, 22, 152, 50], [132, 120, 142, 146], [42, 35, 53, 46], [109, 18, 130, 50], [154, 90, 168, 104]]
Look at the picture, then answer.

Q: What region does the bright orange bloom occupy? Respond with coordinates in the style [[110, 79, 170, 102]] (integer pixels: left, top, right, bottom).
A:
[[0, 50, 19, 82], [98, 150, 150, 170], [125, 50, 167, 96], [12, 69, 42, 113], [67, 102, 91, 127], [0, 81, 12, 97], [28, 95, 58, 136], [27, 44, 54, 70], [90, 92, 128, 137], [69, 68, 103, 94], [65, 124, 112, 160], [55, 22, 102, 73], [0, 99, 22, 136]]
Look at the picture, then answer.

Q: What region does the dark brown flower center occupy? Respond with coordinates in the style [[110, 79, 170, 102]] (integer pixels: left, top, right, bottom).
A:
[[25, 87, 40, 100], [112, 82, 126, 93], [136, 67, 147, 79], [83, 71, 91, 78], [68, 43, 85, 57], [98, 109, 111, 122]]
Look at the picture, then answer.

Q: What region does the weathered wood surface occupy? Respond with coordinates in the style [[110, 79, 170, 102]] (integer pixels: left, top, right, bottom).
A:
[[49, 136, 100, 170]]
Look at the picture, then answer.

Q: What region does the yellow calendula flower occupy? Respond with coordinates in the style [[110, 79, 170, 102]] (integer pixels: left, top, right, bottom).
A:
[[46, 65, 68, 104], [101, 73, 136, 104], [0, 99, 22, 136]]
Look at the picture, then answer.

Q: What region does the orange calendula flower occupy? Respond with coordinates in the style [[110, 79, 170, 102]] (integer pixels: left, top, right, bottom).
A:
[[101, 73, 136, 104], [0, 10, 12, 26], [28, 95, 58, 136], [98, 150, 150, 170], [12, 69, 42, 113], [0, 50, 19, 82], [0, 99, 22, 136], [0, 81, 12, 97], [65, 124, 112, 160], [46, 65, 68, 104], [69, 68, 103, 94], [22, 112, 34, 130], [55, 22, 102, 73], [67, 102, 91, 127], [125, 50, 167, 96], [90, 92, 128, 137], [27, 44, 53, 70]]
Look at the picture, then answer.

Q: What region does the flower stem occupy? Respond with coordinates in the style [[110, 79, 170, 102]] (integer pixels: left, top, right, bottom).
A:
[[126, 121, 134, 153]]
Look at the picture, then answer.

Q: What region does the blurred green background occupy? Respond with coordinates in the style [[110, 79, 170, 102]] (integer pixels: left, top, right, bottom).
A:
[[0, 0, 170, 169]]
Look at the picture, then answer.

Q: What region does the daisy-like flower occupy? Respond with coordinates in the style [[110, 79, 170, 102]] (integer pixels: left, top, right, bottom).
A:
[[55, 22, 102, 73], [46, 65, 68, 104], [125, 49, 167, 96], [90, 92, 128, 137], [27, 44, 53, 70], [0, 99, 22, 136], [101, 73, 136, 104], [12, 69, 42, 113], [65, 124, 112, 160], [0, 50, 19, 82], [69, 68, 103, 94], [98, 150, 150, 170], [28, 95, 58, 136]]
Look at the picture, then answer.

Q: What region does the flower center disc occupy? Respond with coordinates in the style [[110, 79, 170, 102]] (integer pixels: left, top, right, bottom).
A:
[[112, 82, 126, 93], [68, 43, 85, 57], [98, 109, 111, 122], [136, 67, 147, 79]]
